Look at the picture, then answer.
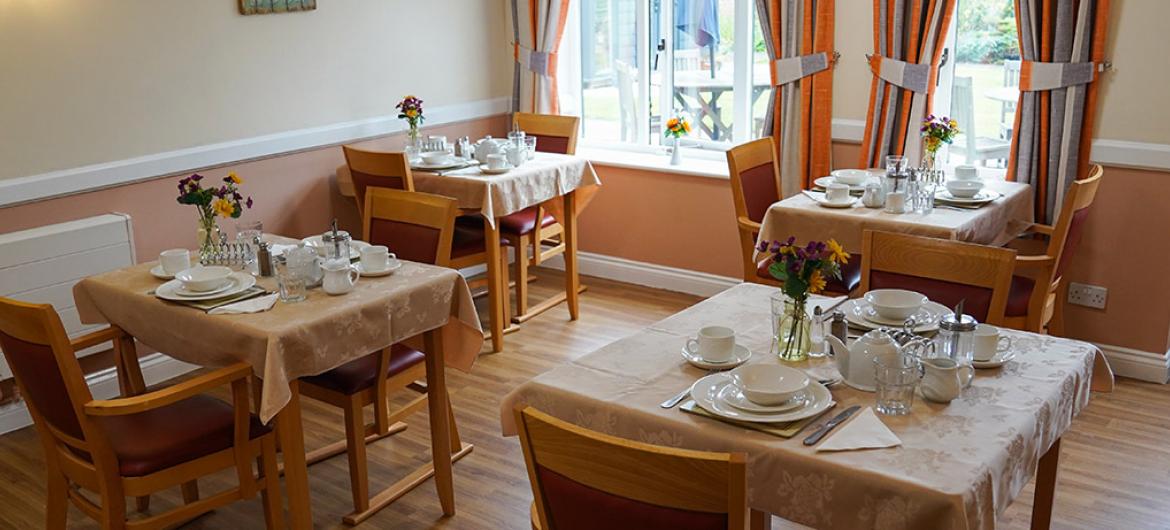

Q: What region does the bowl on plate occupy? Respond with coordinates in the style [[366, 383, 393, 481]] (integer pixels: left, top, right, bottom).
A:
[[831, 169, 869, 186], [729, 364, 810, 406], [946, 179, 984, 198], [175, 266, 233, 292], [420, 151, 452, 165], [865, 289, 928, 321]]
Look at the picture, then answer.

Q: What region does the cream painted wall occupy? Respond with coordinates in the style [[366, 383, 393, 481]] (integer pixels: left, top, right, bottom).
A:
[[0, 0, 511, 180], [831, 0, 1170, 145]]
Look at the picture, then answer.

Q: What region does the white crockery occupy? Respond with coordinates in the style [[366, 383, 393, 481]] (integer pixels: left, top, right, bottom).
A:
[[824, 183, 852, 203], [684, 325, 736, 363], [680, 343, 751, 370], [954, 165, 979, 180], [831, 169, 869, 186], [691, 374, 833, 423], [175, 266, 233, 292], [946, 179, 984, 198], [974, 324, 1012, 362], [360, 245, 392, 272], [156, 272, 256, 302], [420, 151, 452, 165], [864, 289, 928, 321], [159, 249, 192, 276], [321, 258, 360, 295], [728, 364, 810, 406], [486, 153, 508, 170]]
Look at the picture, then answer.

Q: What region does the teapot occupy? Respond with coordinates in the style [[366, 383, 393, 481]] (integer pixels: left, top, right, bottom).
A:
[[472, 136, 509, 164], [826, 329, 908, 392], [321, 258, 359, 295]]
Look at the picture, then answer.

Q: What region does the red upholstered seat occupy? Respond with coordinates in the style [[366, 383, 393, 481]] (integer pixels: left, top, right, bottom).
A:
[[739, 162, 780, 223], [537, 466, 730, 530], [301, 344, 425, 396], [93, 395, 270, 477], [1006, 275, 1035, 317], [869, 270, 995, 322], [756, 254, 863, 294], [499, 207, 557, 235], [529, 134, 572, 155]]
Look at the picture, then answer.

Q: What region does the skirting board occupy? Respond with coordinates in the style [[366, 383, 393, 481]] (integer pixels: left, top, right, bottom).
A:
[[0, 353, 199, 436], [1095, 343, 1170, 384]]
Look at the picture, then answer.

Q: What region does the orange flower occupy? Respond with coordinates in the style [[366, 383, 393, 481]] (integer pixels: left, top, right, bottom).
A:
[[809, 269, 827, 294]]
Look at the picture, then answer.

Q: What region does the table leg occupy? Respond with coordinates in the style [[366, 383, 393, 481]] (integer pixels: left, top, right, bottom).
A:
[[1030, 437, 1061, 530], [562, 191, 580, 321], [750, 509, 772, 530], [276, 380, 313, 529], [423, 329, 456, 516], [484, 217, 505, 353]]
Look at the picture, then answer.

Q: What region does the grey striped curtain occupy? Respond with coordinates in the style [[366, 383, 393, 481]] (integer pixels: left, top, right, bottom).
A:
[[1008, 0, 1111, 223]]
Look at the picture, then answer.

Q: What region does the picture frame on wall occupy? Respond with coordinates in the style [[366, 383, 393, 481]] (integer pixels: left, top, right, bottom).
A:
[[239, 0, 317, 15]]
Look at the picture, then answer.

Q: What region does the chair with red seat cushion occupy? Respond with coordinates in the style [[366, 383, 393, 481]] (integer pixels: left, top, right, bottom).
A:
[[0, 297, 282, 530], [859, 230, 1017, 325], [501, 113, 582, 323], [515, 406, 747, 530], [342, 145, 415, 221], [756, 253, 864, 294]]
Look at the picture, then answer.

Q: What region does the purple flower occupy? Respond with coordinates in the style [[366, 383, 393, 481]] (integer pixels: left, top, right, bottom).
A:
[[192, 174, 203, 181], [245, 197, 253, 209], [232, 191, 242, 201]]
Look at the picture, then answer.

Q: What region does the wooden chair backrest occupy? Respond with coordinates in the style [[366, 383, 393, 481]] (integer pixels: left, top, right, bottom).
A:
[[515, 406, 747, 530], [363, 187, 457, 268], [726, 137, 782, 225], [514, 113, 580, 155], [861, 231, 1017, 325], [344, 146, 415, 218], [1044, 164, 1103, 286]]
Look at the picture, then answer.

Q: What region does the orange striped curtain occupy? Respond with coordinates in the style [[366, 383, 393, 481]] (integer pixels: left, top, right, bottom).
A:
[[1008, 0, 1110, 223], [511, 0, 572, 115], [758, 0, 835, 197], [858, 0, 957, 169]]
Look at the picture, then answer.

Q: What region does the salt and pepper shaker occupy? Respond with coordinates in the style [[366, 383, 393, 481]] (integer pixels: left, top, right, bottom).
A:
[[256, 237, 273, 277], [936, 300, 977, 386], [830, 311, 848, 349], [809, 306, 827, 358]]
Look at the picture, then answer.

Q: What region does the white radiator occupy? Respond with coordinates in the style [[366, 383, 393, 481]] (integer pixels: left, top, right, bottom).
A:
[[0, 214, 136, 378]]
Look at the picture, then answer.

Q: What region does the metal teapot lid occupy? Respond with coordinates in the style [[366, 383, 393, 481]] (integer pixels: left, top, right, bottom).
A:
[[939, 313, 977, 331]]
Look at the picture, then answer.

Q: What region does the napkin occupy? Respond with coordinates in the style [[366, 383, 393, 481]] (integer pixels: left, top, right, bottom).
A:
[[815, 407, 902, 452], [209, 292, 279, 315]]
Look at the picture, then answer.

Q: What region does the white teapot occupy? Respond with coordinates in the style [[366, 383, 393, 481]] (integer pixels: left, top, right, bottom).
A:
[[472, 136, 509, 164], [826, 329, 905, 392], [321, 258, 359, 295]]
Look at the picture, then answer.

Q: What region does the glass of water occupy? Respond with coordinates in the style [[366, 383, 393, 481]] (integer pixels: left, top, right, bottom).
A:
[[874, 352, 921, 416], [524, 136, 537, 159]]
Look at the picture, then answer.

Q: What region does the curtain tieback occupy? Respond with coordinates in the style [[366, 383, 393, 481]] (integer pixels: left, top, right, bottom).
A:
[[1018, 60, 1108, 91], [866, 54, 932, 93], [513, 43, 556, 77], [772, 52, 830, 86]]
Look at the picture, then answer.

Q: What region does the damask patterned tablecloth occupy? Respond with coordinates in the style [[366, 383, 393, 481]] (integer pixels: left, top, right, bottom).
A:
[[500, 283, 1098, 530], [75, 242, 483, 423]]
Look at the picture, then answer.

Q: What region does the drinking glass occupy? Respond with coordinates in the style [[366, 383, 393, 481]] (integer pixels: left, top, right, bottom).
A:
[[236, 220, 263, 244], [524, 136, 537, 159], [884, 155, 907, 174], [275, 260, 308, 303], [874, 353, 921, 416]]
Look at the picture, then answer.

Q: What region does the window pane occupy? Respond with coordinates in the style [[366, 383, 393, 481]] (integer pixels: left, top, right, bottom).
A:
[[580, 0, 641, 143], [670, 0, 736, 143], [946, 0, 1020, 167]]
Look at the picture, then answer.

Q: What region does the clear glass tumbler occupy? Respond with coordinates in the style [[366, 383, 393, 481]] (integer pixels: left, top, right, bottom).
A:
[[524, 136, 537, 159], [276, 261, 307, 303], [874, 353, 921, 416]]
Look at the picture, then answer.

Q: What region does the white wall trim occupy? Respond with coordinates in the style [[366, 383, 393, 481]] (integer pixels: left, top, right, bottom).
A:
[[832, 118, 867, 143], [1096, 343, 1170, 384], [0, 97, 512, 208], [538, 249, 741, 298], [0, 353, 199, 435]]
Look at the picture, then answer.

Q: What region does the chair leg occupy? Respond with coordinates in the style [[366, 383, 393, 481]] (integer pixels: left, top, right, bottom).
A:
[[181, 480, 200, 504], [259, 437, 285, 530], [514, 244, 529, 317], [343, 395, 371, 514], [45, 470, 67, 530]]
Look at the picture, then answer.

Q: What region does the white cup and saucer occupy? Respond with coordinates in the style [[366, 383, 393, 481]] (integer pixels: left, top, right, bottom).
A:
[[151, 249, 192, 280], [358, 245, 400, 277], [973, 324, 1015, 368], [480, 154, 512, 175], [954, 165, 979, 180], [680, 325, 751, 369], [819, 183, 857, 208]]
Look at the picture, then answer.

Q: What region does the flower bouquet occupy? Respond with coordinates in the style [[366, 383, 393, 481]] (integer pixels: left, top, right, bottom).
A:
[[756, 237, 850, 361], [176, 172, 253, 259], [664, 113, 691, 165], [396, 94, 425, 146], [920, 114, 959, 168]]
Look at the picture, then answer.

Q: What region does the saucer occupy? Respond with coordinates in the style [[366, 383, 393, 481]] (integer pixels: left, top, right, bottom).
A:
[[173, 279, 235, 297], [150, 265, 175, 280], [974, 349, 1016, 369], [717, 384, 808, 413], [412, 159, 466, 171], [479, 164, 512, 175], [680, 344, 751, 370], [843, 299, 948, 332], [358, 261, 401, 277], [818, 197, 858, 209], [934, 189, 1002, 204]]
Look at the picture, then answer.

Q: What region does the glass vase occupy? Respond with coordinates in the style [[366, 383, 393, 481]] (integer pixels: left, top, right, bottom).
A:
[[775, 295, 812, 362], [197, 216, 221, 263], [921, 149, 937, 170]]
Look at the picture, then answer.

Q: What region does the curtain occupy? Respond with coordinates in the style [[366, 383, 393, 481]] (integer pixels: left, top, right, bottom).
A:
[[1009, 0, 1110, 223], [757, 0, 836, 198], [858, 0, 957, 169], [511, 0, 573, 115]]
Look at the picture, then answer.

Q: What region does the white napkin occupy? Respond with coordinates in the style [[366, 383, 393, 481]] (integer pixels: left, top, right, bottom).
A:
[[269, 244, 299, 257], [209, 293, 279, 315], [816, 407, 902, 452]]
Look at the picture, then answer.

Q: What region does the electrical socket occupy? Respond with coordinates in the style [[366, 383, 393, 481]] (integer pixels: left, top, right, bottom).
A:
[[1067, 282, 1107, 309]]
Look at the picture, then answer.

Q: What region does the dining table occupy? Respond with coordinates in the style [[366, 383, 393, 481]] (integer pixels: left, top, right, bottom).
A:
[[337, 151, 601, 353], [500, 282, 1104, 530], [73, 236, 486, 529]]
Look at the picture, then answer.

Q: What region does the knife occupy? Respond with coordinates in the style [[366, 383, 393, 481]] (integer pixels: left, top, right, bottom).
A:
[[802, 405, 861, 446]]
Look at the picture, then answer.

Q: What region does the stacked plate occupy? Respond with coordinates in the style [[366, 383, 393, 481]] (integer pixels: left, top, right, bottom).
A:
[[840, 298, 950, 333], [934, 188, 1002, 206], [690, 369, 834, 424], [155, 271, 257, 302]]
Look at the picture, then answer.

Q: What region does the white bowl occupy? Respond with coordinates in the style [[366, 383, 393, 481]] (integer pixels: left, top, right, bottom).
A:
[[729, 364, 810, 406], [946, 179, 984, 198], [175, 266, 233, 292], [865, 289, 928, 321], [420, 151, 451, 165], [831, 169, 869, 186]]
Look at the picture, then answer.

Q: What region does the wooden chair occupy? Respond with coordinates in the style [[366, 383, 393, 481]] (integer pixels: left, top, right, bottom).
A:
[[514, 405, 747, 530], [1004, 165, 1104, 335], [342, 145, 415, 221], [0, 297, 282, 530], [860, 230, 1017, 325], [726, 137, 860, 294], [500, 112, 582, 323], [299, 187, 473, 525]]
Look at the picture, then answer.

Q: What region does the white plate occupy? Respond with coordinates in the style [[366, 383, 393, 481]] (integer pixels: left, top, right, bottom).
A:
[[818, 197, 858, 208], [357, 261, 401, 277], [411, 159, 467, 171], [691, 373, 833, 423], [974, 349, 1016, 369], [150, 265, 175, 280], [843, 299, 950, 333], [935, 189, 1002, 204], [680, 344, 751, 370], [172, 279, 236, 298], [717, 384, 809, 413], [479, 164, 512, 175], [813, 176, 866, 193], [830, 169, 870, 186], [156, 272, 256, 302], [300, 237, 370, 258]]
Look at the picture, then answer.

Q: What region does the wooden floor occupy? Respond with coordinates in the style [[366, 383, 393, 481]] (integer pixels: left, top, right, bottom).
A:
[[1, 269, 1168, 529]]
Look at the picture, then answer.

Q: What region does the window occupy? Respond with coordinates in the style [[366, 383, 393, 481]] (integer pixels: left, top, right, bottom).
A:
[[574, 0, 768, 154], [934, 0, 1020, 170]]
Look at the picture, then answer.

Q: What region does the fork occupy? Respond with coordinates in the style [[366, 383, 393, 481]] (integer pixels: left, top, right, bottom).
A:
[[660, 369, 718, 409]]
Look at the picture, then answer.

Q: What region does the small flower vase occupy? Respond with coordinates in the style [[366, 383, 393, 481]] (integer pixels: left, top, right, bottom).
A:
[[407, 124, 421, 147], [921, 150, 937, 170], [196, 217, 221, 263], [776, 295, 812, 362], [670, 136, 683, 166]]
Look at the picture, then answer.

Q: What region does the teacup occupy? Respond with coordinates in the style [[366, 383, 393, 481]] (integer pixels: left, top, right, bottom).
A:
[[974, 324, 1012, 362], [954, 165, 979, 180], [486, 154, 508, 171], [684, 325, 736, 363], [360, 245, 392, 272], [159, 249, 191, 276], [824, 183, 851, 203]]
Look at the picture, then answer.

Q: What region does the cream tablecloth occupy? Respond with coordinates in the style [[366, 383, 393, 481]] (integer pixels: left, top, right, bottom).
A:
[[75, 256, 483, 423], [756, 180, 1034, 254], [501, 283, 1098, 530]]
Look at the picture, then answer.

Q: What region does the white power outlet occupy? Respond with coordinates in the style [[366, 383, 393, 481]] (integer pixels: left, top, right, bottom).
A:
[[1067, 282, 1107, 309]]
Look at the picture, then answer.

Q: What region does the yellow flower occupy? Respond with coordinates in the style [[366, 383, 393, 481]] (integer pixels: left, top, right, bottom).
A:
[[826, 239, 850, 265], [212, 198, 235, 218], [405, 109, 418, 118], [226, 171, 242, 185], [682, 121, 691, 132], [808, 269, 827, 294]]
